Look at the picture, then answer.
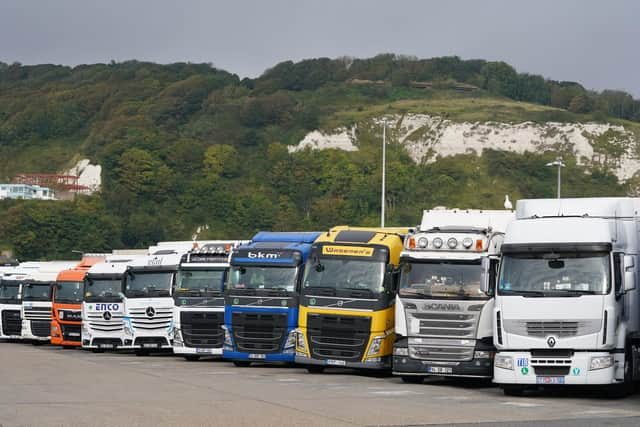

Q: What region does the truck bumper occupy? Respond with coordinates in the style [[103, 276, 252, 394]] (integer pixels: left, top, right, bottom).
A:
[[393, 355, 493, 378], [295, 354, 391, 370], [174, 345, 223, 356], [224, 350, 295, 362], [493, 351, 620, 385], [21, 321, 49, 341], [120, 335, 173, 351], [51, 321, 82, 346]]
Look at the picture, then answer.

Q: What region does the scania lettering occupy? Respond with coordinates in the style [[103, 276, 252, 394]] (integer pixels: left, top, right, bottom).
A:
[[493, 198, 640, 396], [51, 256, 104, 348], [82, 256, 139, 351], [173, 241, 245, 361], [296, 226, 407, 372], [223, 232, 321, 366], [122, 249, 185, 355], [393, 208, 513, 382]]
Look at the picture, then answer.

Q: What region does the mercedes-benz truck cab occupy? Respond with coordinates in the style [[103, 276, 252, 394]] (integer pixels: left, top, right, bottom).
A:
[[173, 241, 246, 361], [82, 256, 139, 351], [223, 232, 321, 366], [494, 198, 640, 396], [22, 262, 76, 343], [122, 250, 184, 355], [51, 256, 105, 348], [393, 208, 514, 383], [296, 226, 407, 373]]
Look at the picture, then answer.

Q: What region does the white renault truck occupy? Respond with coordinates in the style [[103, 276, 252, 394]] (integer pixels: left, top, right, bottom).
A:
[[82, 255, 139, 351], [22, 262, 76, 343], [394, 208, 514, 382], [121, 250, 184, 354], [493, 197, 640, 396], [173, 241, 244, 360]]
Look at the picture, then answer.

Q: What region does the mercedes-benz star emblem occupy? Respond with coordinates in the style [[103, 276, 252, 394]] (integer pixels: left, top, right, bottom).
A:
[[547, 336, 557, 348], [146, 307, 155, 318], [103, 311, 112, 321]]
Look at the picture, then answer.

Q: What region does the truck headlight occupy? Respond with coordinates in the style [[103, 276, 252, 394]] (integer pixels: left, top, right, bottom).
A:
[[474, 351, 492, 359], [284, 330, 296, 349], [123, 319, 133, 336], [173, 328, 183, 345], [222, 325, 232, 348], [495, 355, 514, 370], [296, 330, 306, 352], [393, 347, 409, 356], [589, 355, 614, 370], [367, 336, 384, 357]]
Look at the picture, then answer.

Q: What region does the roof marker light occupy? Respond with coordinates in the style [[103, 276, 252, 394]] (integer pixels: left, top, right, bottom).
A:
[[433, 238, 443, 249], [462, 238, 473, 249], [447, 238, 458, 249], [475, 239, 483, 250], [417, 237, 428, 248]]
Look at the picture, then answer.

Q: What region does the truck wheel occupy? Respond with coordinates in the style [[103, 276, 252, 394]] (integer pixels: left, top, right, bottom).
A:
[[502, 385, 526, 396], [135, 350, 149, 357], [306, 366, 325, 374], [184, 355, 200, 362], [233, 361, 251, 367], [401, 376, 424, 384]]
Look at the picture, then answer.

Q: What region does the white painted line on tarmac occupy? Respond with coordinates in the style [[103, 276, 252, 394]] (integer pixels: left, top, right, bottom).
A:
[[502, 401, 543, 408], [368, 390, 423, 396], [276, 378, 300, 382]]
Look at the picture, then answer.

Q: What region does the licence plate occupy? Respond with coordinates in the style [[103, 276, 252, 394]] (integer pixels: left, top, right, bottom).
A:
[[196, 348, 213, 354], [536, 376, 565, 385], [143, 343, 159, 348], [98, 344, 114, 349], [68, 332, 80, 337], [249, 353, 266, 359], [326, 359, 346, 366], [427, 366, 453, 374]]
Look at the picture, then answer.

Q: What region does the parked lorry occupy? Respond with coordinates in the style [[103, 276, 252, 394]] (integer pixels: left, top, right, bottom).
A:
[[173, 241, 245, 360], [493, 197, 640, 395], [223, 232, 321, 366], [296, 226, 407, 372], [22, 262, 76, 343], [51, 256, 105, 347], [0, 267, 33, 340], [121, 249, 185, 354], [82, 255, 140, 351], [393, 208, 514, 382]]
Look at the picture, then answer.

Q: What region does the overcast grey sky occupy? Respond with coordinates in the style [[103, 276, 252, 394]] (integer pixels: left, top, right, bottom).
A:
[[1, 0, 639, 96]]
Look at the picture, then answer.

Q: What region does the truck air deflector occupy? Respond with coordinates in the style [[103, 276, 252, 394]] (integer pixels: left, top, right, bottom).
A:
[[501, 242, 612, 254]]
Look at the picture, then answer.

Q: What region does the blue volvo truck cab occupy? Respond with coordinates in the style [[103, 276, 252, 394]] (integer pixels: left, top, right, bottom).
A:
[[223, 232, 321, 366]]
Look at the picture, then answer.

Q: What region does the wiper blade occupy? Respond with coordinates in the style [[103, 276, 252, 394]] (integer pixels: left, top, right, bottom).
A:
[[126, 290, 147, 297], [500, 289, 546, 297], [303, 286, 335, 296]]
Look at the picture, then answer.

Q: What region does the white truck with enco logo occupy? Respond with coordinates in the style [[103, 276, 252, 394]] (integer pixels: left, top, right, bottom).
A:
[[82, 256, 140, 351], [394, 208, 514, 382], [122, 250, 185, 354], [494, 197, 640, 396]]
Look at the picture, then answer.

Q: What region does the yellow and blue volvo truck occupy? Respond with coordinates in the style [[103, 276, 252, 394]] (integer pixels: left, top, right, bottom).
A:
[[295, 226, 407, 372]]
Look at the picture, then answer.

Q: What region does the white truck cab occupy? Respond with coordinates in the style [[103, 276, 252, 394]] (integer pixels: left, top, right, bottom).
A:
[[394, 208, 514, 382], [494, 198, 640, 396], [0, 266, 33, 340]]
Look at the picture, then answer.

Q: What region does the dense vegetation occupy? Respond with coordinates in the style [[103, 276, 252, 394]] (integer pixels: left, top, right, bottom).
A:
[[0, 55, 637, 260]]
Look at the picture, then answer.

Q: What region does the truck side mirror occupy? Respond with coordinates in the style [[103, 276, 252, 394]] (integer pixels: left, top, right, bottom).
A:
[[624, 255, 636, 292], [480, 257, 491, 295]]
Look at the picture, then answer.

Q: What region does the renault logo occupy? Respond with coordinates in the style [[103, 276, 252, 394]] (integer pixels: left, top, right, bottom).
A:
[[103, 312, 112, 321], [146, 307, 155, 318], [547, 336, 557, 348]]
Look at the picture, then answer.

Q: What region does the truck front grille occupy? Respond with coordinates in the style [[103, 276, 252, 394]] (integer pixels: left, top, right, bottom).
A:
[[503, 319, 601, 338], [411, 312, 477, 339], [24, 306, 51, 321], [526, 321, 578, 337], [129, 307, 173, 331], [181, 311, 224, 348], [61, 324, 81, 342], [30, 320, 50, 337], [409, 345, 474, 361], [231, 312, 287, 354], [533, 366, 571, 376], [1, 310, 21, 336], [86, 312, 124, 332], [307, 314, 371, 362]]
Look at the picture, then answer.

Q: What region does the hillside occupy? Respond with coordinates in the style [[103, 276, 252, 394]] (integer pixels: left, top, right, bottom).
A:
[[0, 55, 639, 259]]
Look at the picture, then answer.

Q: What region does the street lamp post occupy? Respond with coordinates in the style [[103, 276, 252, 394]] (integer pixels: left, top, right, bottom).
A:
[[381, 124, 386, 227], [546, 157, 566, 199]]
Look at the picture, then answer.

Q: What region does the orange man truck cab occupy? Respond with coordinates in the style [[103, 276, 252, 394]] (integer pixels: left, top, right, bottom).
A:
[[51, 256, 105, 347]]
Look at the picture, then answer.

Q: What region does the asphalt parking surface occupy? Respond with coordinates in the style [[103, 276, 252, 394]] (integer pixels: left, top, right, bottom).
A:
[[1, 342, 640, 427]]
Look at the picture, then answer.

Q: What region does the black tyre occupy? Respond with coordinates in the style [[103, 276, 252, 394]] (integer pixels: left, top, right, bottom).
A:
[[401, 376, 424, 384], [233, 361, 251, 367], [184, 355, 200, 362], [306, 366, 325, 374]]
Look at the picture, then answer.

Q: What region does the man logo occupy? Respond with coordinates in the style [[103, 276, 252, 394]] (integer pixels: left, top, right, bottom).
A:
[[103, 311, 112, 321], [146, 307, 156, 318], [547, 336, 557, 348]]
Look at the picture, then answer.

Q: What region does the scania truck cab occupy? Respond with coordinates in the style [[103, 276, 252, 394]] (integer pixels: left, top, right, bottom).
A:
[[393, 208, 514, 382], [51, 256, 105, 347], [493, 198, 640, 396], [22, 262, 76, 343], [82, 256, 139, 351], [296, 226, 407, 372], [173, 241, 245, 361], [122, 250, 184, 354], [223, 232, 321, 366]]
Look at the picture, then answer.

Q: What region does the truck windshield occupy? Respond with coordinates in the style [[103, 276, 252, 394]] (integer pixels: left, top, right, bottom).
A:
[[55, 281, 84, 304], [303, 258, 385, 295], [499, 252, 610, 296], [0, 283, 20, 303], [399, 260, 485, 299], [84, 278, 123, 302], [22, 283, 52, 301], [227, 266, 298, 292], [175, 269, 225, 295], [124, 271, 173, 298]]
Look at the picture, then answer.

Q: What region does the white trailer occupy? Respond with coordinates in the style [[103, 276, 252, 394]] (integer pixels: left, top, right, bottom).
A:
[[394, 208, 514, 382], [493, 197, 640, 395]]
